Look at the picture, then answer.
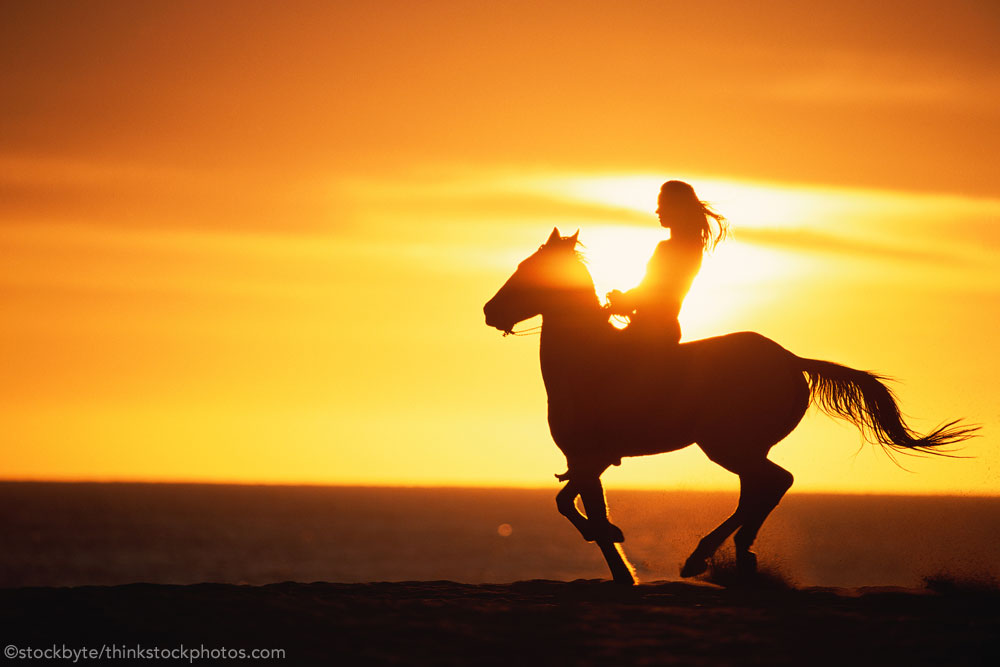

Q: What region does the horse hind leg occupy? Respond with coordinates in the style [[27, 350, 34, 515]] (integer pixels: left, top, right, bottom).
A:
[[680, 486, 747, 578], [680, 451, 793, 578], [682, 364, 804, 577], [732, 459, 793, 574]]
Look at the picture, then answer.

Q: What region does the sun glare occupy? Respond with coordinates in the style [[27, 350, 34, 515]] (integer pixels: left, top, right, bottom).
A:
[[582, 225, 665, 300], [579, 224, 800, 334], [679, 242, 798, 338], [532, 174, 826, 230], [549, 175, 820, 330]]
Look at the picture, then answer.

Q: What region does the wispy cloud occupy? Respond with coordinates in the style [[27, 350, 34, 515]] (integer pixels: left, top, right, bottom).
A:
[[0, 155, 338, 233], [759, 52, 1000, 110], [733, 227, 958, 264]]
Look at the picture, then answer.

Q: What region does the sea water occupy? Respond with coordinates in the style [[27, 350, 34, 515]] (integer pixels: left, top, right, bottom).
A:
[[1, 482, 997, 589]]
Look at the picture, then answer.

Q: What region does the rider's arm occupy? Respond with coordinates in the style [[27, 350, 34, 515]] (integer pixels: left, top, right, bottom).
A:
[[606, 242, 671, 314]]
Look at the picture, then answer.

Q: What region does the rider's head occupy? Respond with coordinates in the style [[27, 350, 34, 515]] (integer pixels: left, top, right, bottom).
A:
[[656, 180, 728, 251]]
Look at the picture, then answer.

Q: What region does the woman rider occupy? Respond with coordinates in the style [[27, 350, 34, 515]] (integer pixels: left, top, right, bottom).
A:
[[607, 180, 728, 346]]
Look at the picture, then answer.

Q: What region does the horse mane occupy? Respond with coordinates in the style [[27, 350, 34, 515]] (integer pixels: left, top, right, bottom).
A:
[[557, 241, 625, 337]]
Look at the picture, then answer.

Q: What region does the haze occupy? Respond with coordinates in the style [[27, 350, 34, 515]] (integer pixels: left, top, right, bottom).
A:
[[2, 1, 997, 494]]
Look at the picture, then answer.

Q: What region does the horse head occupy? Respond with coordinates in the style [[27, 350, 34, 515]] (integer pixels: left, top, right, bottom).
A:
[[483, 227, 598, 334]]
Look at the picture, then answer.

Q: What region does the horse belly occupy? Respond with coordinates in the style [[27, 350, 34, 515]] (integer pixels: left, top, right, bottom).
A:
[[611, 396, 699, 457], [548, 397, 695, 466]]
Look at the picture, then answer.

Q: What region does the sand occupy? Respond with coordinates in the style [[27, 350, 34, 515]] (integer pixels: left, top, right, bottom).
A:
[[2, 579, 997, 665]]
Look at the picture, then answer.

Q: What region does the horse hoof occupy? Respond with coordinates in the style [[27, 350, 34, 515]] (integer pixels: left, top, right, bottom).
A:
[[612, 573, 638, 586], [680, 556, 708, 578], [737, 550, 758, 574]]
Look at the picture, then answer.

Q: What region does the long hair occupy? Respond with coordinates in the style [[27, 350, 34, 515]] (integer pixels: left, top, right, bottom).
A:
[[659, 180, 729, 252]]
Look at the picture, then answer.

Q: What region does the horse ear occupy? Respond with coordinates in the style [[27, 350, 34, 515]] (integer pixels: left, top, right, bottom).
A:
[[547, 227, 561, 244]]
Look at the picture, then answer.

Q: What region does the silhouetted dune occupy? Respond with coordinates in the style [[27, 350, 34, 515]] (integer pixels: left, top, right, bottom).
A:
[[2, 580, 997, 665]]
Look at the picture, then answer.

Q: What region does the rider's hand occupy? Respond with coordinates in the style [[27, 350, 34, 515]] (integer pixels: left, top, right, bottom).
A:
[[607, 289, 626, 314]]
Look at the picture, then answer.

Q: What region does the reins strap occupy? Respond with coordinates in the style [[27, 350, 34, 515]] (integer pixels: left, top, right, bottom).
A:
[[503, 325, 542, 337]]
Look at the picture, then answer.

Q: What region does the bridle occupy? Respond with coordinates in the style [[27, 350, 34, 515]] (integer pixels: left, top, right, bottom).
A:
[[495, 240, 618, 339], [501, 305, 625, 337], [502, 324, 542, 337]]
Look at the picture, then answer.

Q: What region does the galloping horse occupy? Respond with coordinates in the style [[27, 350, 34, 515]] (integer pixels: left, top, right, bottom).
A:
[[483, 228, 976, 585]]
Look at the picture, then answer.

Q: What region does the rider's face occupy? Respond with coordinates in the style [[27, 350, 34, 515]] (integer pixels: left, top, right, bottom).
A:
[[656, 196, 672, 228]]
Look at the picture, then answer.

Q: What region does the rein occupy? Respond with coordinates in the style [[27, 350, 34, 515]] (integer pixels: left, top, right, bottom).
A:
[[503, 325, 542, 337], [503, 305, 627, 338]]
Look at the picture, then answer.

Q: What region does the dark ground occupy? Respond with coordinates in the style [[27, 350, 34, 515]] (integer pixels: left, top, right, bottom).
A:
[[2, 580, 997, 665]]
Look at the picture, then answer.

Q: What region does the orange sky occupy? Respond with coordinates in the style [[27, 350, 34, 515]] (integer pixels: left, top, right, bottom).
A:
[[2, 1, 998, 494]]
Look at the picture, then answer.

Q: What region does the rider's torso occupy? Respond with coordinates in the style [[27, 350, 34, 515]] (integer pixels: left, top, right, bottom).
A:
[[628, 239, 702, 343]]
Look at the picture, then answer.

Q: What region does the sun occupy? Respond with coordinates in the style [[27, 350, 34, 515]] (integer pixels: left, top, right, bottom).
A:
[[515, 172, 825, 336], [581, 224, 666, 304], [578, 222, 803, 335]]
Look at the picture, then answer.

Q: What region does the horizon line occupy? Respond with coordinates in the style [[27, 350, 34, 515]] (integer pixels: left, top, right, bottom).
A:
[[0, 477, 996, 499]]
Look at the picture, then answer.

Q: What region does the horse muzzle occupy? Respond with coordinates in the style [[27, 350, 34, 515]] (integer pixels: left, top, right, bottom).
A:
[[483, 300, 514, 333]]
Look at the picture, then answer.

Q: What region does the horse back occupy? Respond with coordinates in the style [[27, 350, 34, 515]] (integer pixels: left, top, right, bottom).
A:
[[679, 331, 793, 367]]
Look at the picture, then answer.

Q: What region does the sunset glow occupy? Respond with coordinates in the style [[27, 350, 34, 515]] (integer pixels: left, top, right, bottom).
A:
[[2, 1, 998, 495]]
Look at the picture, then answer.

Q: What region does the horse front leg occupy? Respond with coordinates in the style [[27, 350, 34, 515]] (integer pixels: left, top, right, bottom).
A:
[[556, 478, 636, 585], [555, 480, 593, 538]]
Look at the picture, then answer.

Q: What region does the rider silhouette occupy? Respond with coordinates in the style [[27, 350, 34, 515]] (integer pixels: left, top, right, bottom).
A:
[[607, 180, 728, 345]]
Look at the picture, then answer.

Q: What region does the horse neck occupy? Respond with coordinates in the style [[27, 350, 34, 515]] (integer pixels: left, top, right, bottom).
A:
[[539, 289, 607, 388]]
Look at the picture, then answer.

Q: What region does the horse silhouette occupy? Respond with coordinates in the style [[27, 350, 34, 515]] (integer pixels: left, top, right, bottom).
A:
[[483, 228, 977, 585]]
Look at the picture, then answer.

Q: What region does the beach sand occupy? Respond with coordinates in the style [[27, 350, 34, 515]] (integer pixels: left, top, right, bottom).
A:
[[2, 579, 997, 665]]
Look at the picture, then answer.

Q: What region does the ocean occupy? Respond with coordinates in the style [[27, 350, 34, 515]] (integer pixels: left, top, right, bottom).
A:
[[1, 482, 997, 589]]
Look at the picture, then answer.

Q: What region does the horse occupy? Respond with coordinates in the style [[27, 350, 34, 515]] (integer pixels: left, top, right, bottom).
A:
[[483, 227, 977, 585]]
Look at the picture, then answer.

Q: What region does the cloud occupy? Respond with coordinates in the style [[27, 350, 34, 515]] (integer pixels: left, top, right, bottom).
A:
[[0, 155, 342, 233], [760, 53, 1000, 111], [734, 226, 958, 264]]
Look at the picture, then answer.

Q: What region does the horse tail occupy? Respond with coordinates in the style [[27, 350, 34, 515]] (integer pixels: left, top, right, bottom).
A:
[[797, 357, 978, 459]]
